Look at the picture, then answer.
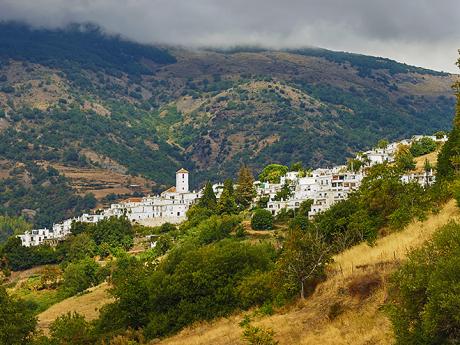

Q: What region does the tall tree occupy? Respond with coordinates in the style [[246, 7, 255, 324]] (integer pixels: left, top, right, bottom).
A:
[[217, 179, 237, 215], [277, 229, 331, 299], [437, 52, 460, 180], [198, 181, 217, 211], [235, 166, 256, 209], [395, 145, 415, 172]]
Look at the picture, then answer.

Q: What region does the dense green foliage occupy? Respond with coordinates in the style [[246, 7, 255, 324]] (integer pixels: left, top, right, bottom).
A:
[[0, 163, 96, 228], [235, 166, 256, 209], [387, 221, 460, 344], [410, 137, 437, 157], [99, 240, 276, 338], [258, 164, 289, 183], [60, 258, 107, 297], [437, 78, 460, 181], [0, 237, 59, 271], [251, 209, 274, 230], [48, 312, 96, 345], [0, 23, 175, 78], [0, 215, 31, 244], [71, 216, 134, 251], [0, 286, 37, 345]]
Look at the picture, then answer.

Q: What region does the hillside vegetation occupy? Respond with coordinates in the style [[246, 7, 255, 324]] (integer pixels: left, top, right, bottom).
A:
[[158, 199, 459, 345], [0, 22, 456, 226]]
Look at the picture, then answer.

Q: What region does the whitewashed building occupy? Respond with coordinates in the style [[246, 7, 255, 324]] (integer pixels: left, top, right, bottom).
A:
[[19, 168, 201, 247]]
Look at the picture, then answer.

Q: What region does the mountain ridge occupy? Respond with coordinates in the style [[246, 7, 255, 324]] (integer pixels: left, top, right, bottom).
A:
[[0, 22, 456, 226]]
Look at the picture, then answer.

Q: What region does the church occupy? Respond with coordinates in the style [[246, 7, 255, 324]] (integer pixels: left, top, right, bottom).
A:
[[19, 168, 201, 247]]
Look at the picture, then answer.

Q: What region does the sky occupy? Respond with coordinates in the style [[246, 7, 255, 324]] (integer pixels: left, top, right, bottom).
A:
[[0, 0, 459, 73]]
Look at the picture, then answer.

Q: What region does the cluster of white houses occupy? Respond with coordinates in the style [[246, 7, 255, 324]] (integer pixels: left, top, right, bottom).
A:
[[19, 169, 201, 247], [19, 135, 446, 247], [258, 135, 446, 217]]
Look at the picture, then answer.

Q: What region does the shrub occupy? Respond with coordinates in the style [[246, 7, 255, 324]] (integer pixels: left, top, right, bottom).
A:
[[49, 312, 95, 345], [237, 271, 273, 309], [60, 257, 102, 297], [195, 214, 241, 245], [251, 209, 273, 230], [242, 324, 279, 345], [387, 221, 460, 344]]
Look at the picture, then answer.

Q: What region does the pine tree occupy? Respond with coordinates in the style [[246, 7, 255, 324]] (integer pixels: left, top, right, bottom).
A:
[[198, 181, 217, 211], [235, 166, 256, 209], [217, 179, 237, 215], [223, 178, 234, 197], [437, 53, 460, 181]]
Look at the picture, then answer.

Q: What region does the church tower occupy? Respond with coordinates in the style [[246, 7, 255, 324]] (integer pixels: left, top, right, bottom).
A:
[[176, 168, 189, 193]]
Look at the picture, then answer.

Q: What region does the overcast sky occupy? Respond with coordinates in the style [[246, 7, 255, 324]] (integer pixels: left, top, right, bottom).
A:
[[0, 0, 459, 73]]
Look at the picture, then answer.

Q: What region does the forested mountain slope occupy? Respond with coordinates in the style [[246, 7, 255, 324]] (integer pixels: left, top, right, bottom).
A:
[[0, 22, 456, 226]]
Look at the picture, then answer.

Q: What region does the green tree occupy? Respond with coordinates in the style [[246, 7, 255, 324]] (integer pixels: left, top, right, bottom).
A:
[[60, 257, 101, 297], [235, 166, 256, 209], [49, 312, 95, 345], [0, 286, 37, 345], [289, 161, 303, 172], [101, 241, 275, 338], [0, 216, 32, 244], [217, 179, 237, 215], [67, 233, 97, 261], [89, 216, 134, 248], [437, 54, 460, 181], [198, 181, 217, 211], [251, 209, 273, 230], [376, 139, 389, 149], [395, 145, 416, 171], [258, 164, 289, 183], [274, 182, 293, 201], [410, 137, 437, 157], [276, 229, 331, 299], [347, 158, 363, 172]]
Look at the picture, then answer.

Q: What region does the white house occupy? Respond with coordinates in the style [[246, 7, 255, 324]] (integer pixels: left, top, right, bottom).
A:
[[19, 168, 201, 247]]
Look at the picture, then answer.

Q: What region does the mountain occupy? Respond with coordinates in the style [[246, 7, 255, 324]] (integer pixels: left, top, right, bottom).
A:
[[0, 22, 456, 226]]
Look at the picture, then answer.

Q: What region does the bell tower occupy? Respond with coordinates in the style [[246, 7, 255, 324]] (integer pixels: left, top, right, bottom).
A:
[[176, 168, 189, 193]]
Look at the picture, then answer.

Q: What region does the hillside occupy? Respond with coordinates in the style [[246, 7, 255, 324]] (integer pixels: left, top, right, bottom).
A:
[[0, 22, 457, 226], [156, 199, 459, 345], [27, 195, 460, 344]]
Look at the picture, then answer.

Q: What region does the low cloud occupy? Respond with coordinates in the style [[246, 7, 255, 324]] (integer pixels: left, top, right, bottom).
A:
[[0, 0, 458, 72]]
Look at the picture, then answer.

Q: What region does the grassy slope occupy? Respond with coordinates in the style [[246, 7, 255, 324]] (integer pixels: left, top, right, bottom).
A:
[[37, 282, 113, 332], [157, 199, 459, 345]]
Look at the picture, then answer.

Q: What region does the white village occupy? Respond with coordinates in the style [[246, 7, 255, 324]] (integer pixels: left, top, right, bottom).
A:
[[19, 135, 446, 247]]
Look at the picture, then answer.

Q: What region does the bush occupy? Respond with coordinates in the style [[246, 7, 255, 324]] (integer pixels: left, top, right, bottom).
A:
[[237, 271, 273, 309], [242, 324, 279, 345], [410, 137, 437, 157], [387, 221, 460, 344], [0, 287, 37, 345], [60, 257, 102, 297], [251, 209, 273, 230], [48, 312, 95, 345], [195, 214, 241, 244]]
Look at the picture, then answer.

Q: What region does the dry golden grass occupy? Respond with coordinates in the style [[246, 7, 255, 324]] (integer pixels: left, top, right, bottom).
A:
[[159, 200, 459, 345], [413, 149, 439, 173], [37, 282, 114, 332]]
